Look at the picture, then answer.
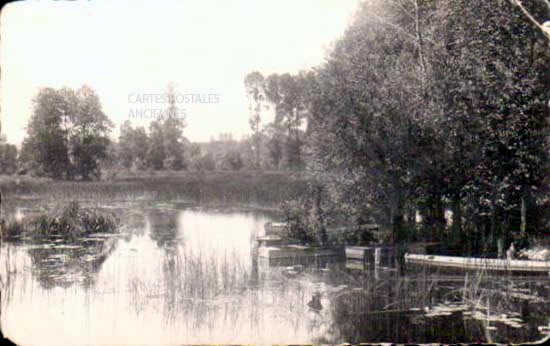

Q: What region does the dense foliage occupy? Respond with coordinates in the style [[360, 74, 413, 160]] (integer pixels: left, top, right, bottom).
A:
[[20, 86, 113, 179], [293, 0, 549, 253], [0, 135, 17, 174]]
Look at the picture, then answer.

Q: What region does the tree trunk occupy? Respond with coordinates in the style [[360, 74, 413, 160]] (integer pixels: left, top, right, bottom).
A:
[[451, 197, 462, 243], [520, 195, 526, 237], [392, 198, 405, 245], [392, 196, 406, 275]]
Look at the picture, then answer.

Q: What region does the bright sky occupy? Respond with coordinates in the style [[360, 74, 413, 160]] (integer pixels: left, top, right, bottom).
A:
[[0, 0, 360, 145]]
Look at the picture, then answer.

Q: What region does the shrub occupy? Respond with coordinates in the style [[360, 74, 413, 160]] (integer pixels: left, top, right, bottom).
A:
[[280, 199, 316, 245]]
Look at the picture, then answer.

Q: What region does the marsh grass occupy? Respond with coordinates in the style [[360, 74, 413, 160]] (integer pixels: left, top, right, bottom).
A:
[[0, 201, 119, 240], [319, 266, 550, 343], [0, 171, 308, 207], [128, 248, 252, 317], [126, 247, 317, 334], [0, 244, 18, 331]]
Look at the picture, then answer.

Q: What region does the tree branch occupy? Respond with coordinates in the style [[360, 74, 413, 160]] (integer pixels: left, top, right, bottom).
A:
[[510, 0, 550, 40], [369, 13, 436, 46]]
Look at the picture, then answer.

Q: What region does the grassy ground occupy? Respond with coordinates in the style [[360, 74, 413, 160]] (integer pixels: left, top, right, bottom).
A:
[[0, 170, 309, 208]]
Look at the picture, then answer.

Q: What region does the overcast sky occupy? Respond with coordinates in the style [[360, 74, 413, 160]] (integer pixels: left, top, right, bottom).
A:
[[0, 0, 359, 145]]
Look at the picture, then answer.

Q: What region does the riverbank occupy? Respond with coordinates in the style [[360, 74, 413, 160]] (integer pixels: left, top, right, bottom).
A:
[[0, 171, 309, 209]]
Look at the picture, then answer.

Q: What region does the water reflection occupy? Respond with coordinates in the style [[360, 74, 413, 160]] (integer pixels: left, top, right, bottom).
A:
[[147, 209, 181, 249], [25, 236, 118, 288], [1, 202, 549, 345]]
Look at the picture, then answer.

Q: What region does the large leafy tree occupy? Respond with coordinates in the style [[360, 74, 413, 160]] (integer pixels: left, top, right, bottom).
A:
[[303, 0, 549, 252], [69, 86, 113, 180], [162, 84, 186, 170], [264, 73, 311, 170], [118, 120, 135, 170], [307, 0, 431, 244], [22, 88, 74, 178], [21, 86, 112, 179], [244, 71, 265, 169], [147, 119, 166, 170], [118, 120, 150, 170], [145, 83, 186, 171], [426, 0, 550, 251]]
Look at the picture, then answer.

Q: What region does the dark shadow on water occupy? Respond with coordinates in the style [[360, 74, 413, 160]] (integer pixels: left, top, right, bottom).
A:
[[146, 209, 181, 250], [321, 267, 550, 344], [25, 235, 119, 289]]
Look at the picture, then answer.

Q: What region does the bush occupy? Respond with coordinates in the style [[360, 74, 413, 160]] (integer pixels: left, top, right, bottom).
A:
[[330, 225, 377, 245], [280, 199, 316, 245], [0, 218, 26, 239], [190, 153, 216, 172]]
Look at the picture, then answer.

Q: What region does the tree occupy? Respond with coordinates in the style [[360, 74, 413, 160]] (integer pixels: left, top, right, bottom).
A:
[[264, 73, 312, 169], [307, 0, 432, 246], [509, 0, 550, 41], [0, 136, 18, 175], [118, 121, 150, 171], [303, 0, 549, 253], [244, 71, 265, 169], [132, 126, 150, 169], [21, 88, 73, 178], [162, 83, 186, 170], [68, 86, 113, 180], [21, 86, 112, 179], [222, 150, 244, 171], [427, 0, 550, 251], [263, 123, 284, 169], [147, 119, 165, 170], [118, 120, 135, 170]]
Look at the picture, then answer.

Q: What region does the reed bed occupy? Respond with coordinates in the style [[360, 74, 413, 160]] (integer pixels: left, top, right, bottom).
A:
[[0, 244, 18, 331], [0, 171, 308, 208], [321, 265, 550, 343], [126, 247, 313, 332], [0, 201, 119, 240]]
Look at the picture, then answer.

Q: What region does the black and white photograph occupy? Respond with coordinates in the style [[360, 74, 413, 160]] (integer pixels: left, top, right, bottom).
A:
[[1, 0, 550, 344]]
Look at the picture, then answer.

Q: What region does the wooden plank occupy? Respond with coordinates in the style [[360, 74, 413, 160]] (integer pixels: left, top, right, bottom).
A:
[[345, 246, 372, 260], [258, 245, 345, 259], [405, 253, 550, 272], [263, 222, 287, 236]]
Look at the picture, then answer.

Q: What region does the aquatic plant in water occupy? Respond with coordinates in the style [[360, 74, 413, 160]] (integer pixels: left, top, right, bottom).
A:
[[0, 201, 119, 240]]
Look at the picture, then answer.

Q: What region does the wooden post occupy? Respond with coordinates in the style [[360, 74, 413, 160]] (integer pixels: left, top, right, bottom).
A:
[[362, 249, 367, 272], [520, 196, 526, 237], [375, 247, 381, 267]]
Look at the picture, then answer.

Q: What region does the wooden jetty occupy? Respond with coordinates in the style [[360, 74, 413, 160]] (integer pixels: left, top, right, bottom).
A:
[[258, 245, 345, 267], [259, 222, 395, 270], [263, 222, 383, 238], [405, 253, 550, 274], [256, 235, 283, 247], [263, 222, 287, 236], [346, 245, 395, 267]]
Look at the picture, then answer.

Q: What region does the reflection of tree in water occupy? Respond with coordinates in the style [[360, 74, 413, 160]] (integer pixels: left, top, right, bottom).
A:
[[147, 210, 181, 249], [322, 272, 550, 344], [128, 246, 319, 340], [323, 274, 470, 344], [26, 237, 118, 289], [118, 210, 147, 243]]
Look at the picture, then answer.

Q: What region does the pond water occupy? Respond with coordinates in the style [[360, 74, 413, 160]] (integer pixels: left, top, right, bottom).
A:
[[1, 200, 549, 345]]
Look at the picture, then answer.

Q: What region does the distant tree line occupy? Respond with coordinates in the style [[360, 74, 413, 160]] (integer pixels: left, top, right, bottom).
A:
[[246, 0, 550, 253], [9, 82, 284, 178]]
